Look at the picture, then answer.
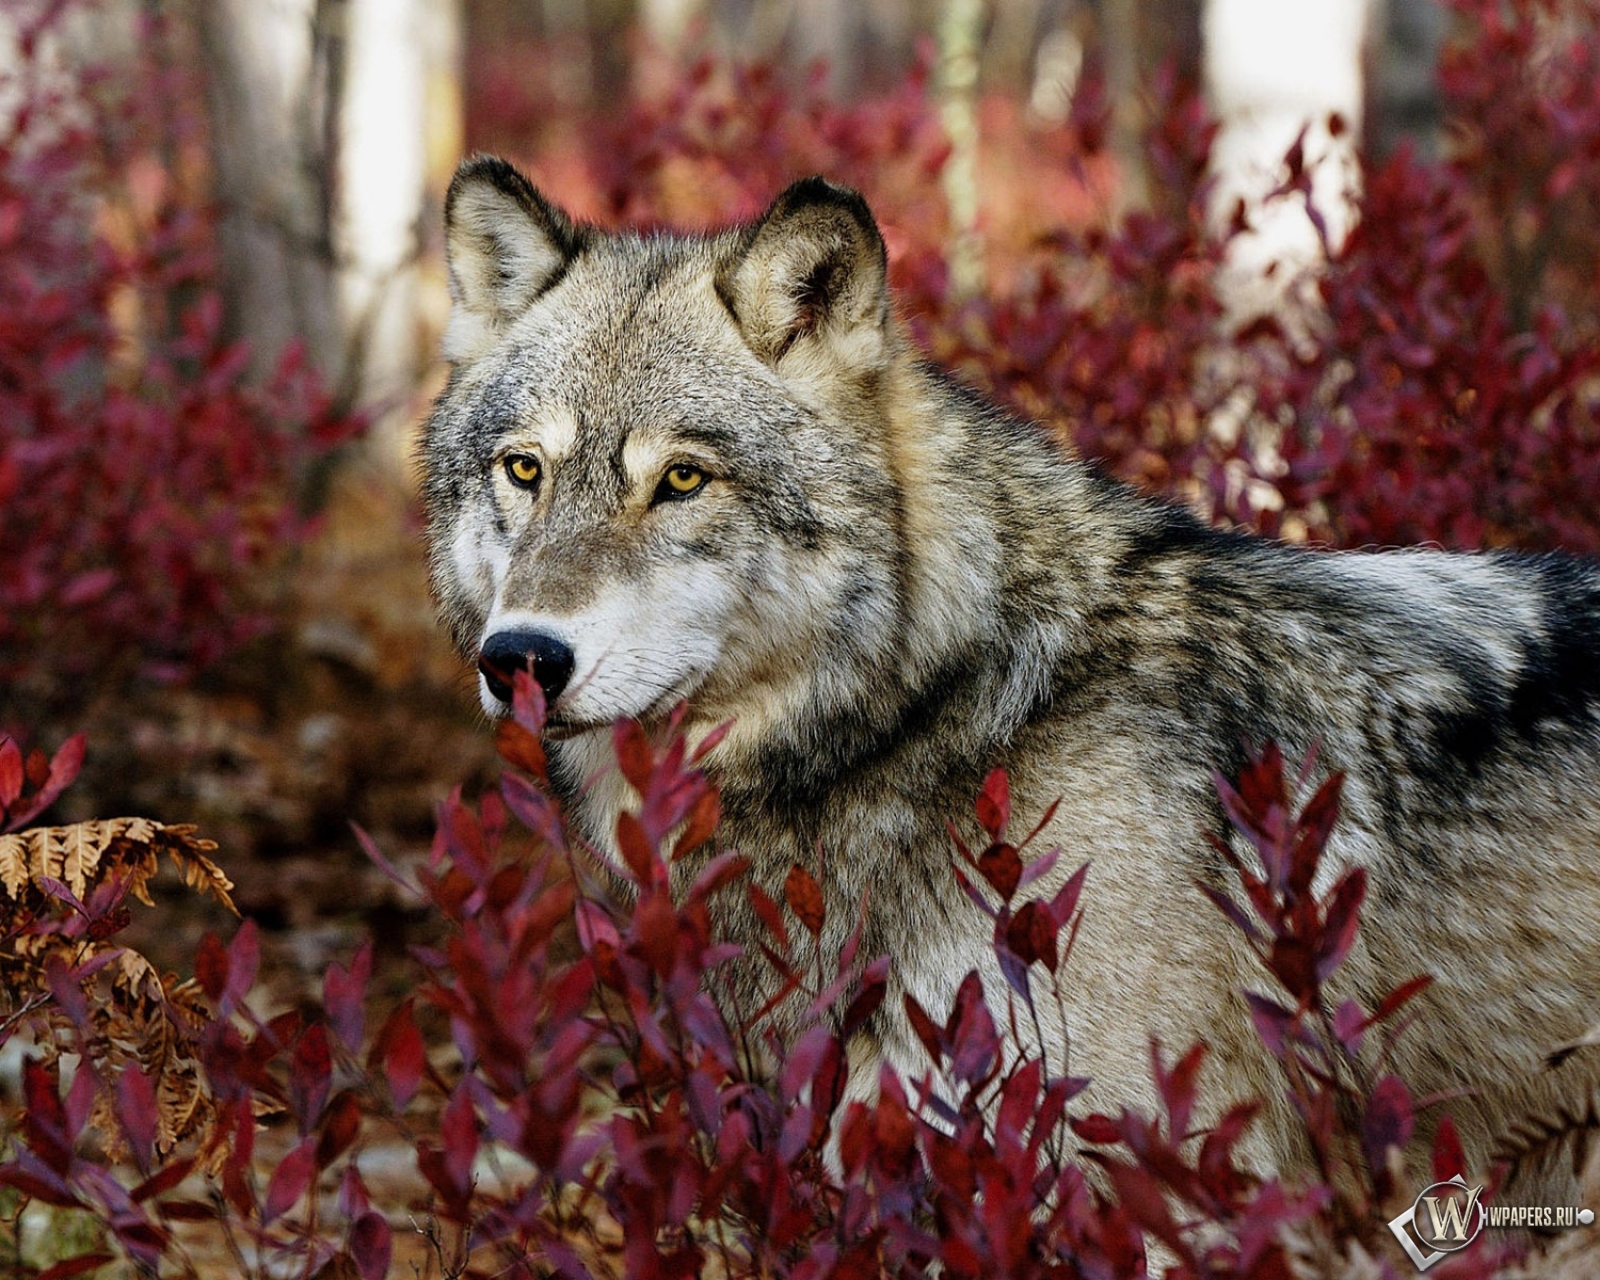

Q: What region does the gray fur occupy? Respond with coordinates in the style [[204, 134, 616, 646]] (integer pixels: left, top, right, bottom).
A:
[[420, 156, 1600, 1190]]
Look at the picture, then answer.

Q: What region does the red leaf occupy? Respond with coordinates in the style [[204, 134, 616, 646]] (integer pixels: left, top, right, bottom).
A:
[[1047, 862, 1089, 930], [996, 1057, 1042, 1150], [975, 766, 1011, 837], [1198, 881, 1263, 945], [1370, 973, 1434, 1026], [153, 1199, 216, 1222], [1432, 1113, 1466, 1182], [290, 1024, 332, 1135], [1362, 1074, 1415, 1169], [500, 771, 566, 851], [633, 889, 681, 975], [1156, 1041, 1207, 1140], [2, 733, 85, 829], [670, 788, 720, 860], [117, 1066, 158, 1170], [505, 667, 548, 736], [324, 942, 371, 1054], [1005, 900, 1058, 972], [23, 1059, 71, 1173], [613, 719, 655, 793], [615, 811, 658, 885], [1069, 1113, 1123, 1144], [842, 955, 890, 1038], [977, 841, 1022, 901], [262, 1139, 316, 1224], [687, 850, 748, 901], [379, 1003, 425, 1109], [108, 1215, 169, 1269], [749, 884, 788, 949], [24, 748, 49, 790], [1244, 992, 1295, 1057], [38, 1256, 116, 1279], [690, 719, 732, 763], [441, 1083, 479, 1193], [1333, 998, 1366, 1055], [575, 898, 621, 956], [131, 1156, 197, 1204], [61, 567, 116, 608], [1106, 1160, 1193, 1259], [417, 1142, 466, 1216], [221, 1100, 257, 1216], [223, 919, 259, 1013], [0, 737, 21, 808], [0, 1168, 79, 1209], [351, 821, 420, 894], [339, 1164, 373, 1218], [315, 1091, 362, 1170], [1316, 867, 1366, 980], [784, 865, 825, 937], [496, 718, 547, 779], [1296, 771, 1344, 857], [904, 993, 943, 1065], [44, 733, 85, 799], [1268, 935, 1317, 1000], [349, 1211, 393, 1280], [946, 972, 998, 1083]]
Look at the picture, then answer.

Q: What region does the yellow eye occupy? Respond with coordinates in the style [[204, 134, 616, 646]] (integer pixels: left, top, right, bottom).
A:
[[504, 453, 541, 489], [661, 464, 708, 498]]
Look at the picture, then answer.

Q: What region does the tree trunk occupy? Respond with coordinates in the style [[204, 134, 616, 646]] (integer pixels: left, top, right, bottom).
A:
[[1203, 0, 1370, 310], [197, 0, 459, 426], [1365, 0, 1445, 160]]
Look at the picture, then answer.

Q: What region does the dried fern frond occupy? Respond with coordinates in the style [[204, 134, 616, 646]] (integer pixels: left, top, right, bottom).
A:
[[0, 817, 235, 914], [0, 816, 239, 1162]]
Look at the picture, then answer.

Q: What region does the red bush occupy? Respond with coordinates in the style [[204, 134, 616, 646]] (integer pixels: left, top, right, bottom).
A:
[[0, 683, 1518, 1277], [0, 6, 358, 720]]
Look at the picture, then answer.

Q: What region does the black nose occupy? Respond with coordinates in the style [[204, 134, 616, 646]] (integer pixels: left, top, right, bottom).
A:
[[478, 630, 575, 705]]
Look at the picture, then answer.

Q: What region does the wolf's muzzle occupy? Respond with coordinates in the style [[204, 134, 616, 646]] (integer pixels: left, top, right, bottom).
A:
[[478, 630, 575, 706]]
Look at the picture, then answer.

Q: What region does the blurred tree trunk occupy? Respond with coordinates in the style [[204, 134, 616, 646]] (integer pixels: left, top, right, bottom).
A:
[[1098, 0, 1202, 216], [939, 0, 984, 298], [1365, 0, 1445, 159], [197, 0, 460, 436], [1203, 0, 1368, 311]]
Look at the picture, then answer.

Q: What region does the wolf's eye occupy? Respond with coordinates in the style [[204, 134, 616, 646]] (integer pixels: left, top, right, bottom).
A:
[[504, 453, 541, 490], [655, 464, 708, 502]]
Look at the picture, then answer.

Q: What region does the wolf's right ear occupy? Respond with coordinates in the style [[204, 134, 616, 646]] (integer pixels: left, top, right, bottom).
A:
[[442, 156, 587, 362], [717, 177, 890, 373]]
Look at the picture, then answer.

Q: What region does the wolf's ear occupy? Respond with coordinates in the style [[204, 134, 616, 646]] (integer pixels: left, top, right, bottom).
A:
[[717, 177, 890, 371], [442, 156, 587, 362]]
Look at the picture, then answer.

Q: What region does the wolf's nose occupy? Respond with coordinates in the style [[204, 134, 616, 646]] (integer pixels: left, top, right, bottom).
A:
[[478, 630, 575, 705]]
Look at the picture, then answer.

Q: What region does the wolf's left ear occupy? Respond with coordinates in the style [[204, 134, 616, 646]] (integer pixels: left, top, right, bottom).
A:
[[442, 156, 588, 362], [717, 177, 890, 371]]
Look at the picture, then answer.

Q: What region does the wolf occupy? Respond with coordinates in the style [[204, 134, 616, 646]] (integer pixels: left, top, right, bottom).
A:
[[420, 154, 1600, 1188]]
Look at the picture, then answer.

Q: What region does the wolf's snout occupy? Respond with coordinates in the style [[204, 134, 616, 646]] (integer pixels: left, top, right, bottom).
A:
[[478, 630, 575, 706]]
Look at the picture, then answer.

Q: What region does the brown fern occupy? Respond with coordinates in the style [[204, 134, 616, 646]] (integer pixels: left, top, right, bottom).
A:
[[0, 816, 235, 913], [0, 815, 240, 1161]]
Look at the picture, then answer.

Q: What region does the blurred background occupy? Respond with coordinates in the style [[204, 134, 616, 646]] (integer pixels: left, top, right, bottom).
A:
[[3, 0, 1599, 968]]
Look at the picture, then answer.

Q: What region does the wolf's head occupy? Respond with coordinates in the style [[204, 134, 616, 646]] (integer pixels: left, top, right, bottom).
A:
[[420, 158, 919, 735]]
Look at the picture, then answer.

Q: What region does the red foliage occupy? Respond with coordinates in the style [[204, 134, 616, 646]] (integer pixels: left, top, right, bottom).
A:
[[0, 730, 85, 833], [1, 683, 1525, 1277], [0, 6, 359, 718]]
